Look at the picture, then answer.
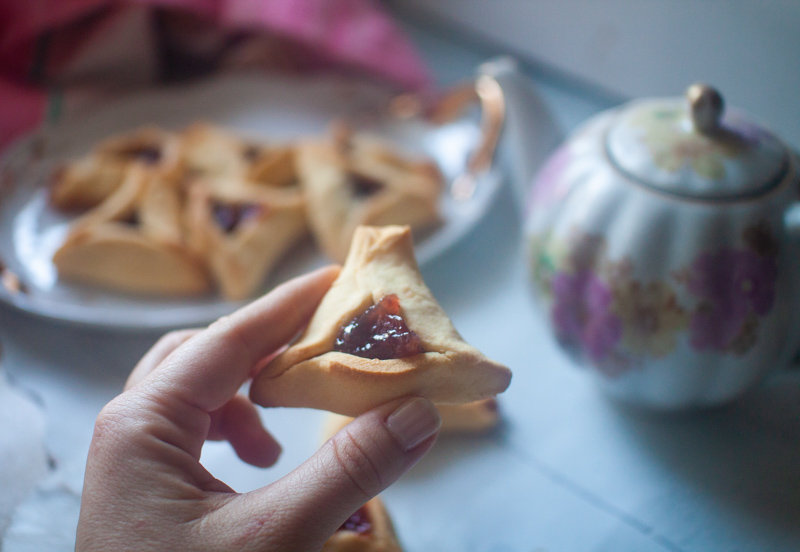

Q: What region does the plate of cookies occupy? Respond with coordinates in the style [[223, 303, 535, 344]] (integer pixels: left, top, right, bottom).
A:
[[0, 72, 504, 329]]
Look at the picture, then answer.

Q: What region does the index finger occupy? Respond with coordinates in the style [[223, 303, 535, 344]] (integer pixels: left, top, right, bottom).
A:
[[125, 329, 201, 391], [143, 265, 340, 413]]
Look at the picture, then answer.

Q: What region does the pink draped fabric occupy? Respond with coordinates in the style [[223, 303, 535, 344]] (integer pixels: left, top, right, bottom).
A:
[[0, 0, 431, 149]]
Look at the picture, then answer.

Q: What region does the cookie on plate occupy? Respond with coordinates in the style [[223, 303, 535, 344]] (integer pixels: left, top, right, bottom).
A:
[[50, 126, 181, 211], [185, 178, 307, 300], [434, 398, 501, 434], [250, 225, 511, 417], [181, 123, 299, 189], [322, 497, 403, 552], [246, 144, 298, 188], [296, 126, 443, 262], [53, 166, 210, 296], [180, 123, 255, 180]]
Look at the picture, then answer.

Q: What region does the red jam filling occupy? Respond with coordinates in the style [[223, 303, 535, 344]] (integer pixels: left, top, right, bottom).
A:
[[242, 145, 261, 162], [338, 506, 372, 534], [348, 172, 383, 198], [119, 212, 140, 226], [334, 294, 424, 359], [212, 202, 263, 233], [121, 145, 162, 165]]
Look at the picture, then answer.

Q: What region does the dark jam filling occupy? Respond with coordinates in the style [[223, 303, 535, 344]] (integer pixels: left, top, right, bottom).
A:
[[338, 506, 372, 534], [212, 202, 263, 233], [334, 294, 424, 360], [121, 145, 162, 165], [242, 145, 261, 162], [348, 172, 383, 198], [119, 212, 140, 226]]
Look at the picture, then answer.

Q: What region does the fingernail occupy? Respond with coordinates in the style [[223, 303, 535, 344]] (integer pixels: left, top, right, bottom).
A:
[[385, 397, 441, 451]]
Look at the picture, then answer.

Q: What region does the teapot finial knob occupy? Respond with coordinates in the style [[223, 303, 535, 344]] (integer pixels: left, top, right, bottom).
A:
[[687, 84, 724, 135]]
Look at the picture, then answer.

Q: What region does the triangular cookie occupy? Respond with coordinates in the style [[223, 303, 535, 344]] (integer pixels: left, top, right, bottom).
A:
[[435, 398, 500, 434], [53, 167, 210, 296], [322, 497, 403, 552], [181, 123, 300, 188], [296, 126, 442, 262], [250, 225, 511, 417], [180, 123, 252, 180], [246, 145, 298, 188], [321, 398, 501, 441], [185, 179, 307, 300], [50, 126, 181, 211]]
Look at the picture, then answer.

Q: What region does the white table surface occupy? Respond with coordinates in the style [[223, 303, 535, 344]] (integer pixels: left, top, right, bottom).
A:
[[2, 17, 800, 552]]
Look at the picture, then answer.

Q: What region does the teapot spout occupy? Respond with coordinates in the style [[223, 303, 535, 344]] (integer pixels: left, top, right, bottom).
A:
[[478, 56, 562, 213]]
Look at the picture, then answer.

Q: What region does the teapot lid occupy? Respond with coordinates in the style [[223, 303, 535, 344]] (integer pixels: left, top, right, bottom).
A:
[[606, 84, 788, 200]]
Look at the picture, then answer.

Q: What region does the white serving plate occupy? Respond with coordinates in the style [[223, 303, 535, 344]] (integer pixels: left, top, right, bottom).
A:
[[0, 72, 502, 330]]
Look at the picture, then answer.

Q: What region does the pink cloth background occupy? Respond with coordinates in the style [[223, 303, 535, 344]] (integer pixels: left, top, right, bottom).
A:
[[0, 0, 432, 149]]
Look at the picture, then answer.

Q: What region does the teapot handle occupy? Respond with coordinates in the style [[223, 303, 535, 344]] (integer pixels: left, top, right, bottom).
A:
[[785, 149, 800, 235], [783, 148, 800, 370], [448, 73, 506, 201], [476, 57, 563, 213]]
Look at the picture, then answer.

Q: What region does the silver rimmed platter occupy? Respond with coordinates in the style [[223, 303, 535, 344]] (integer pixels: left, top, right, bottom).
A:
[[0, 73, 503, 330]]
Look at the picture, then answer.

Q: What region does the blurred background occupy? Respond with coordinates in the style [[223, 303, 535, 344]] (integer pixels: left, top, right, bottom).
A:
[[388, 0, 800, 147]]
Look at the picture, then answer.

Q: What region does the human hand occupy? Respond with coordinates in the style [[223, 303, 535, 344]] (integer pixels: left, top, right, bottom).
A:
[[76, 266, 442, 551]]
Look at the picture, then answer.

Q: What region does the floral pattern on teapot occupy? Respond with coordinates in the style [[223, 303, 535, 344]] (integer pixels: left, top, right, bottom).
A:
[[630, 108, 766, 180], [675, 221, 778, 355], [530, 221, 779, 377]]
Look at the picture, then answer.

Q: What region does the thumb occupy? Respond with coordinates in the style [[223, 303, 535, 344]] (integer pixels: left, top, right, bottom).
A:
[[226, 397, 441, 551]]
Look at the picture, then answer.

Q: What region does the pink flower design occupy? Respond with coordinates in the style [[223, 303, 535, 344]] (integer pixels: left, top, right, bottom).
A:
[[551, 269, 622, 364], [685, 248, 777, 352]]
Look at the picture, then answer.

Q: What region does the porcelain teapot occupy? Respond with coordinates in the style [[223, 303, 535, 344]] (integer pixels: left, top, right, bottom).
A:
[[483, 58, 800, 409]]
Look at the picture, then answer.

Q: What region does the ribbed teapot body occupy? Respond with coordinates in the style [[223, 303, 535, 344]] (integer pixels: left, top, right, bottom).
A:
[[525, 109, 800, 408]]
